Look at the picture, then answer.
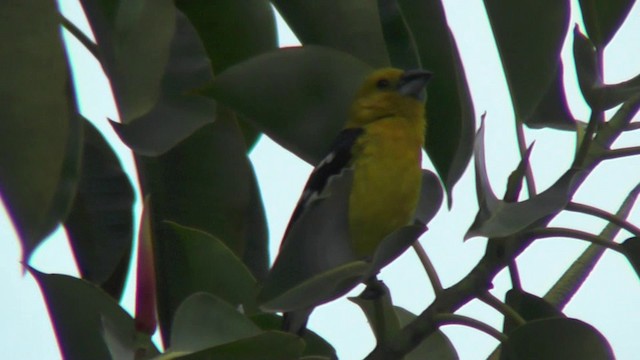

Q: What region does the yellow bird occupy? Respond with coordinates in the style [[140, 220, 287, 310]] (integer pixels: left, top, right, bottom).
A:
[[279, 68, 431, 333]]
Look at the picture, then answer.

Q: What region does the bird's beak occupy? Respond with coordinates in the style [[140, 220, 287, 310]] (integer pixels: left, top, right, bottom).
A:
[[397, 69, 432, 101]]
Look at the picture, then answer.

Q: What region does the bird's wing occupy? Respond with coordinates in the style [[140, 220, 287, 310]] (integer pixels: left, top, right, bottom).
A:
[[281, 127, 364, 244]]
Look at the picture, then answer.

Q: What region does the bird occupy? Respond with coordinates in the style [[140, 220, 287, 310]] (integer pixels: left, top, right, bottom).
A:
[[275, 67, 432, 334]]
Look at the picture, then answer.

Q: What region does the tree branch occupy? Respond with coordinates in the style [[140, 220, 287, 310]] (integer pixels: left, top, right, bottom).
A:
[[479, 292, 526, 327], [433, 313, 508, 342]]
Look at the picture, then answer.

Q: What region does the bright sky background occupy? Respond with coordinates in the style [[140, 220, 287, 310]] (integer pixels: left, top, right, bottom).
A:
[[1, 1, 640, 359]]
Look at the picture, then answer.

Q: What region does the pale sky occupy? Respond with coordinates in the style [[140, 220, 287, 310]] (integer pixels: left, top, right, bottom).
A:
[[1, 1, 640, 359]]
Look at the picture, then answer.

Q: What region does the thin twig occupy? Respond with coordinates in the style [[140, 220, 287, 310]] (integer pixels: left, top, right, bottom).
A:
[[515, 122, 537, 196], [479, 292, 526, 327], [602, 146, 640, 160], [626, 122, 640, 131], [433, 314, 508, 342], [524, 227, 625, 254], [59, 13, 101, 60], [566, 201, 640, 238], [412, 241, 444, 295]]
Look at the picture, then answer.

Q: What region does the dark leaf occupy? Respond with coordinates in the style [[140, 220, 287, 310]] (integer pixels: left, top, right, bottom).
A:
[[466, 120, 580, 239], [30, 269, 156, 360], [170, 293, 261, 353], [395, 307, 458, 360], [271, 0, 389, 67], [578, 0, 636, 49], [525, 63, 576, 130], [110, 12, 216, 156], [79, 0, 176, 122], [203, 46, 373, 164], [503, 289, 564, 334], [350, 281, 401, 347], [484, 0, 570, 121], [173, 331, 304, 360], [64, 120, 134, 300], [250, 314, 336, 358], [574, 26, 640, 110], [176, 0, 278, 150], [621, 236, 640, 278], [500, 318, 614, 360], [134, 197, 157, 335], [0, 0, 79, 263], [139, 111, 268, 343], [377, 0, 421, 70], [397, 0, 476, 204]]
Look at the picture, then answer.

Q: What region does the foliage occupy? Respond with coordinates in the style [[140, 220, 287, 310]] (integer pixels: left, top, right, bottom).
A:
[[1, 0, 639, 359]]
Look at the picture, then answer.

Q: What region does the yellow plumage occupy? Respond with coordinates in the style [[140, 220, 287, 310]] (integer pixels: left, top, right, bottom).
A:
[[346, 68, 427, 257]]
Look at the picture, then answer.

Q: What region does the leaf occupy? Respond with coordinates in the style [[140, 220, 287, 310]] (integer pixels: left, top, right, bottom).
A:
[[350, 281, 402, 347], [175, 0, 277, 150], [79, 0, 176, 122], [271, 0, 389, 67], [503, 289, 564, 334], [250, 314, 336, 359], [525, 63, 576, 130], [0, 0, 79, 263], [170, 293, 261, 353], [167, 222, 258, 311], [578, 0, 636, 49], [204, 46, 373, 164], [139, 111, 268, 343], [621, 237, 640, 278], [395, 307, 458, 360], [64, 119, 134, 300], [259, 261, 369, 313], [466, 120, 580, 239], [574, 26, 640, 110], [135, 196, 157, 335], [110, 11, 216, 156], [377, 0, 421, 70], [500, 318, 614, 360], [172, 331, 304, 360], [30, 269, 156, 360], [397, 0, 476, 204], [484, 0, 570, 122]]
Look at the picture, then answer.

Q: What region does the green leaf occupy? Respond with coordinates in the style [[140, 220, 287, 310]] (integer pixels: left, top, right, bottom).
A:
[[500, 318, 614, 360], [170, 293, 261, 353], [394, 307, 458, 360], [175, 0, 277, 150], [259, 260, 369, 313], [578, 0, 636, 49], [525, 63, 576, 130], [621, 236, 640, 278], [574, 26, 640, 110], [79, 0, 176, 122], [0, 1, 79, 263], [503, 289, 564, 334], [271, 0, 389, 67], [377, 0, 421, 70], [111, 11, 216, 156], [204, 46, 373, 165], [167, 222, 258, 311], [172, 331, 304, 360], [350, 281, 402, 347], [466, 120, 580, 239], [250, 314, 336, 358], [397, 0, 476, 203], [64, 120, 134, 300], [139, 111, 268, 342], [30, 269, 156, 360], [484, 0, 570, 122]]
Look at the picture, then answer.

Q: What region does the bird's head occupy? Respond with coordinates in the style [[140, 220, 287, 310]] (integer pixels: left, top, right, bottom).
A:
[[347, 68, 432, 128]]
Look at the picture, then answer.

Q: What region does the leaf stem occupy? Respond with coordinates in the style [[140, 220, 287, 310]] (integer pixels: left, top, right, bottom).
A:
[[515, 122, 536, 196], [524, 227, 625, 254], [479, 292, 526, 327], [433, 314, 508, 342], [566, 201, 640, 237], [602, 146, 640, 160], [59, 13, 101, 61], [412, 241, 444, 295]]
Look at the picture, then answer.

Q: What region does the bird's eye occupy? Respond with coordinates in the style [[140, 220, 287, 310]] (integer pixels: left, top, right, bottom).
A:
[[376, 79, 391, 89]]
